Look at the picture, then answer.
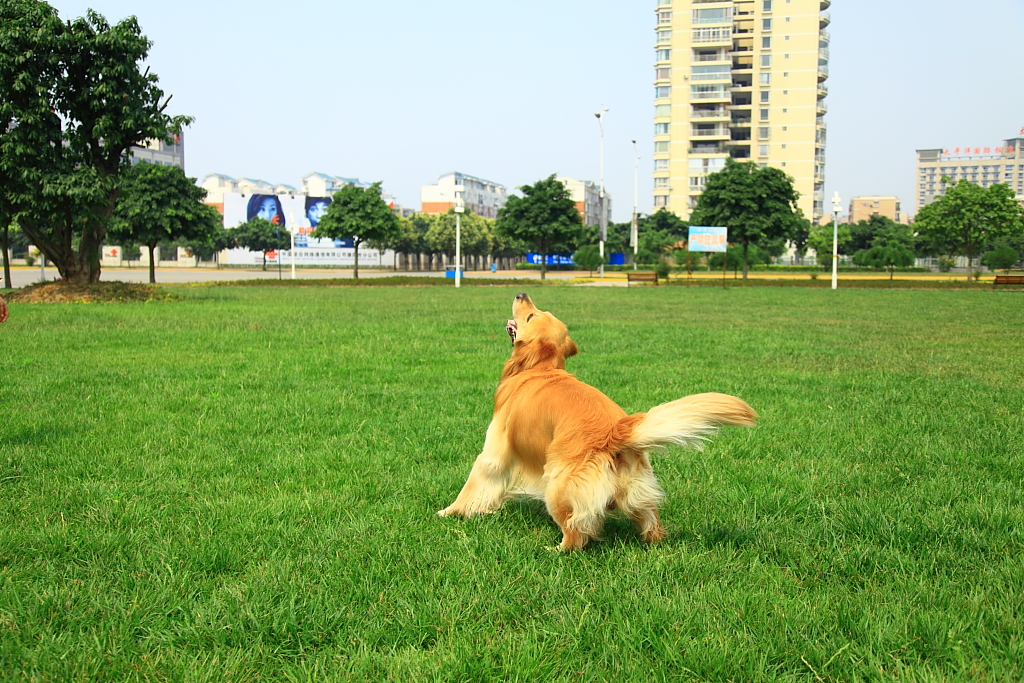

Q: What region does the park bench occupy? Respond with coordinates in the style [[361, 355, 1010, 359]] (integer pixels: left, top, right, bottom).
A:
[[627, 271, 658, 287], [993, 275, 1024, 288]]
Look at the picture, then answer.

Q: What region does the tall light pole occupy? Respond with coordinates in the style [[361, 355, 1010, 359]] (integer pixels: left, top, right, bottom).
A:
[[631, 139, 639, 270], [454, 187, 464, 288], [831, 191, 841, 290], [594, 107, 609, 277]]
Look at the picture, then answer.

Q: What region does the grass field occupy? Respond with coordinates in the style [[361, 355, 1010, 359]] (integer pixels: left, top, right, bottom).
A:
[[1, 285, 1022, 682]]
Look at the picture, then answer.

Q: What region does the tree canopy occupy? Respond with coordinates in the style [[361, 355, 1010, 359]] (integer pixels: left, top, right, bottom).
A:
[[914, 179, 1024, 281], [0, 2, 191, 283], [496, 175, 583, 279], [233, 218, 286, 271], [312, 182, 399, 278], [107, 162, 220, 283], [424, 209, 494, 258], [689, 159, 804, 279]]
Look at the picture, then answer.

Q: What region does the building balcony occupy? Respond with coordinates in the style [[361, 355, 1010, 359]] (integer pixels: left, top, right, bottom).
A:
[[691, 107, 730, 119], [693, 52, 731, 63], [692, 28, 733, 45], [730, 117, 752, 127], [820, 0, 831, 9], [819, 47, 829, 60], [817, 101, 828, 115], [692, 130, 730, 140], [815, 154, 826, 164], [731, 61, 753, 72], [818, 64, 829, 81], [817, 84, 828, 99], [691, 91, 732, 102], [816, 117, 826, 129], [820, 11, 830, 28], [820, 30, 830, 44], [689, 144, 726, 155]]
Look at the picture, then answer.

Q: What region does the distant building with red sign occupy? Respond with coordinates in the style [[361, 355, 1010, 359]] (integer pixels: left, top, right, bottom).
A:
[[915, 135, 1024, 213]]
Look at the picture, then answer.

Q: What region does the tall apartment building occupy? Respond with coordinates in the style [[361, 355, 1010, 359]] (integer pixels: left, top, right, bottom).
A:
[[915, 136, 1024, 213], [556, 177, 614, 227], [421, 172, 507, 218], [653, 0, 830, 222]]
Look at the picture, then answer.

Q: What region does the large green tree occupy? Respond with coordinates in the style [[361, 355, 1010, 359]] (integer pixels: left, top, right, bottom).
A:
[[689, 159, 803, 279], [914, 179, 1024, 281], [233, 218, 286, 271], [496, 174, 583, 279], [424, 210, 494, 261], [0, 2, 191, 283], [107, 162, 220, 283], [312, 182, 399, 279]]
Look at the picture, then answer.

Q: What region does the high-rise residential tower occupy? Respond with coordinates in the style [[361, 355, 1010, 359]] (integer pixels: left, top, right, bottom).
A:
[[653, 0, 830, 222]]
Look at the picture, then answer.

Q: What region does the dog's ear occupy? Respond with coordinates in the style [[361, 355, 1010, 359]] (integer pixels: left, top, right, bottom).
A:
[[560, 336, 578, 359]]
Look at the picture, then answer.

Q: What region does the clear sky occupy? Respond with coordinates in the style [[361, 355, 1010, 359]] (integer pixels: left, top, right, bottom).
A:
[[56, 0, 1024, 221]]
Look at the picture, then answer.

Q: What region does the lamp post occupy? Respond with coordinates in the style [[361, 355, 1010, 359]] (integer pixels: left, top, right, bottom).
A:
[[594, 107, 609, 277], [454, 188, 464, 288], [288, 213, 296, 280], [831, 191, 841, 290], [631, 139, 639, 270]]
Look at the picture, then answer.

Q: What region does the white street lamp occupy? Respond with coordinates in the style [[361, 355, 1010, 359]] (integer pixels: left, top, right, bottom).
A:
[[831, 191, 842, 290], [454, 188, 464, 288], [631, 139, 639, 270], [594, 107, 609, 277]]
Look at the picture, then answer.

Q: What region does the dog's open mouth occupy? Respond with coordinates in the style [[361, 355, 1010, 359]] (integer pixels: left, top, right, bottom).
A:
[[506, 319, 517, 343]]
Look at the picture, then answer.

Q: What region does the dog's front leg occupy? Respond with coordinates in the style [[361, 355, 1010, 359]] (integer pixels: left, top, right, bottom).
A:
[[438, 419, 512, 518]]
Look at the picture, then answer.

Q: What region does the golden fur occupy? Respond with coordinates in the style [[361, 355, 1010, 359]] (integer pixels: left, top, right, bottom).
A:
[[438, 292, 758, 550]]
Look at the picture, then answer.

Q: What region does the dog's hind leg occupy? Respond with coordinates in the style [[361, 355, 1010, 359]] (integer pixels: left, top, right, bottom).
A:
[[544, 457, 616, 551], [438, 419, 514, 518], [614, 453, 667, 544]]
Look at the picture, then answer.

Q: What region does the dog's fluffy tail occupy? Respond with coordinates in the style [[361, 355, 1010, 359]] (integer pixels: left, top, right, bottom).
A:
[[620, 392, 757, 452]]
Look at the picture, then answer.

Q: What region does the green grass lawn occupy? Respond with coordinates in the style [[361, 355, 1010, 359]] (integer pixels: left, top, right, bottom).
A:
[[1, 285, 1022, 682]]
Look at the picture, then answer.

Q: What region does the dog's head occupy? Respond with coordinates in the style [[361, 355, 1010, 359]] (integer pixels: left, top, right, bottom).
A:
[[501, 293, 577, 379]]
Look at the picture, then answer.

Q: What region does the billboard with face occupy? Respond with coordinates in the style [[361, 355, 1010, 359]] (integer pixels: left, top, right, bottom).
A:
[[221, 192, 369, 266]]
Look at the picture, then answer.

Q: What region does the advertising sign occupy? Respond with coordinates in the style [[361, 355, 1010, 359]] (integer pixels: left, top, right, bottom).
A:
[[687, 226, 728, 252], [222, 193, 367, 265]]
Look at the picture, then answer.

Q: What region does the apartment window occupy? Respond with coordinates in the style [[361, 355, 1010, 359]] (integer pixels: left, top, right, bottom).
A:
[[655, 86, 671, 99], [760, 108, 769, 121], [657, 49, 672, 62], [657, 30, 672, 43], [689, 176, 706, 188], [758, 127, 770, 140], [762, 37, 771, 49], [655, 141, 670, 153], [759, 145, 769, 157], [782, 108, 787, 113], [762, 19, 773, 31], [658, 11, 672, 25], [655, 177, 670, 188], [655, 159, 669, 171], [693, 7, 733, 24], [653, 195, 669, 207], [761, 55, 772, 68], [656, 67, 671, 80], [763, 1, 772, 11], [655, 123, 670, 135], [760, 73, 771, 85], [655, 104, 671, 117], [760, 90, 770, 103]]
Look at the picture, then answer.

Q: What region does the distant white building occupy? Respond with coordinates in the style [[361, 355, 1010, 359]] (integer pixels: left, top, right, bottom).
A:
[[302, 172, 370, 197], [557, 177, 612, 228], [421, 172, 507, 218], [130, 131, 185, 169]]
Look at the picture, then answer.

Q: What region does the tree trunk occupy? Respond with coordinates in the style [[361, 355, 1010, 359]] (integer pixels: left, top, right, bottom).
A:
[[741, 241, 749, 280], [262, 253, 267, 271], [965, 238, 973, 282], [354, 240, 361, 279], [148, 244, 157, 284], [1, 225, 10, 289]]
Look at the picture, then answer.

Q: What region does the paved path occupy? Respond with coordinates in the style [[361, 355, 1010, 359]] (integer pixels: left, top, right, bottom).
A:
[[2, 266, 582, 288]]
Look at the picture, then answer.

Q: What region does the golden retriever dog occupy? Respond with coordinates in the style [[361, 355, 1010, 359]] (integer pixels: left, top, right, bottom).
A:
[[438, 292, 758, 550]]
